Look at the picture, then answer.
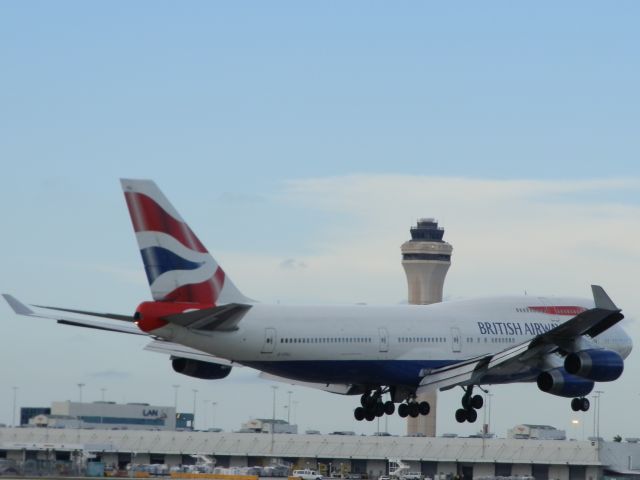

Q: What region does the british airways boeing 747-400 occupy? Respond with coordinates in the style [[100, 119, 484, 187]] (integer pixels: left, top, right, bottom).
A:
[[4, 179, 632, 423]]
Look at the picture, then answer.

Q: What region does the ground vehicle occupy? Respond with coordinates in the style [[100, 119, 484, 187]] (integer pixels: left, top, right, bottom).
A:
[[293, 469, 323, 480]]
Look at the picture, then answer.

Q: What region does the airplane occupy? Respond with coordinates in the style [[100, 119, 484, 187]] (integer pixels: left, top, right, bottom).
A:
[[3, 179, 633, 424]]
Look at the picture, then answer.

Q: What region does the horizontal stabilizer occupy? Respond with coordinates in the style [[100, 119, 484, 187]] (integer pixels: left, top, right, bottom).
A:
[[34, 305, 135, 322], [3, 294, 35, 315], [57, 318, 144, 335], [2, 294, 143, 335]]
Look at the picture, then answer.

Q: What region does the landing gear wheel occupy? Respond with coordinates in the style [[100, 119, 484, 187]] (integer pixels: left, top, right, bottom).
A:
[[365, 411, 376, 421], [571, 398, 582, 412], [455, 408, 467, 423], [384, 401, 395, 416], [471, 395, 483, 410], [580, 397, 590, 412], [408, 403, 419, 418], [398, 403, 409, 418], [418, 401, 430, 416], [360, 394, 369, 408], [374, 403, 385, 417], [354, 407, 365, 421], [466, 408, 478, 423]]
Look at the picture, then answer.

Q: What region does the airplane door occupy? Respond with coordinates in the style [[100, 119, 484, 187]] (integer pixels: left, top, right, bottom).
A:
[[450, 327, 462, 353], [378, 327, 389, 353], [261, 328, 277, 354]]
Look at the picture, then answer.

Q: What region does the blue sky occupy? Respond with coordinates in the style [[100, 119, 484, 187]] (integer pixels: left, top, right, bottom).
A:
[[1, 2, 639, 438]]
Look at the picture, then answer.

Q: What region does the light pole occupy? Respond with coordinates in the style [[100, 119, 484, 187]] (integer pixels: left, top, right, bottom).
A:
[[101, 388, 106, 402], [293, 400, 299, 425], [172, 385, 180, 412], [211, 402, 217, 429], [202, 399, 209, 428], [192, 389, 198, 430], [12, 387, 18, 427], [287, 391, 293, 424], [594, 390, 604, 442], [271, 386, 278, 452], [77, 383, 85, 403], [487, 393, 493, 435]]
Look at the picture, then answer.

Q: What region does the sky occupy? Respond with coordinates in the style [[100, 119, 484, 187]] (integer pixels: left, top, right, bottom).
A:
[[1, 1, 639, 440]]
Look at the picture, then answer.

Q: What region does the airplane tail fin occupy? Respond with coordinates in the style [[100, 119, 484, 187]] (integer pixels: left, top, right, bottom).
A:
[[120, 179, 251, 306]]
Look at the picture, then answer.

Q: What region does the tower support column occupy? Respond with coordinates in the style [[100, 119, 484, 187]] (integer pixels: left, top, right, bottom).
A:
[[401, 219, 453, 437]]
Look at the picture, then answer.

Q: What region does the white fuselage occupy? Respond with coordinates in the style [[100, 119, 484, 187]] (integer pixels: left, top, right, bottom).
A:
[[150, 295, 633, 387]]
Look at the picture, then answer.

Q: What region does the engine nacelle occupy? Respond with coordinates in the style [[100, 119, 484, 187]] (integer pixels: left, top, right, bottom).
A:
[[537, 368, 594, 398], [172, 358, 232, 380], [564, 349, 624, 382]]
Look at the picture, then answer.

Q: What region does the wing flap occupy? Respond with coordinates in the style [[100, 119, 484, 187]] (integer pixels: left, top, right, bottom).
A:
[[259, 372, 364, 395]]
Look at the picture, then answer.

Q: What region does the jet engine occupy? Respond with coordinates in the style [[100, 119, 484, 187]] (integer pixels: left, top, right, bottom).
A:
[[564, 349, 624, 382], [536, 368, 594, 398], [171, 358, 232, 380]]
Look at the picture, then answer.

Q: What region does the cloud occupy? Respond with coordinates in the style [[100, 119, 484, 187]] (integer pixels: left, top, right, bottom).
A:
[[217, 192, 266, 205], [221, 175, 640, 317], [279, 258, 308, 270]]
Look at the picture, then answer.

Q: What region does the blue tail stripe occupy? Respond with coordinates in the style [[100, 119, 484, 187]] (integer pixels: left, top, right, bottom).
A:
[[140, 246, 204, 284]]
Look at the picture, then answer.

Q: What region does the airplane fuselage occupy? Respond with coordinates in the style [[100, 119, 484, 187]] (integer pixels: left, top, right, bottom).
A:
[[149, 294, 633, 387]]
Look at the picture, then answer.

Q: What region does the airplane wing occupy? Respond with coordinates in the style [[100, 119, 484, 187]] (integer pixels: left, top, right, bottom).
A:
[[259, 372, 364, 395], [144, 339, 233, 366], [2, 294, 144, 336], [416, 285, 624, 394]]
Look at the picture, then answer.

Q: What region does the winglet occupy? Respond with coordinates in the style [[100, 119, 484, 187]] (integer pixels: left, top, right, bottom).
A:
[[592, 285, 618, 311], [2, 294, 35, 316]]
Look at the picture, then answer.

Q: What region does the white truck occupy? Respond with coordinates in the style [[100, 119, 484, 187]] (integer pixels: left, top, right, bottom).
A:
[[293, 469, 324, 480]]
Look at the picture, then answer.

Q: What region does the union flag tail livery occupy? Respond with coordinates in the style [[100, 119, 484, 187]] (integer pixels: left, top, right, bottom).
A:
[[121, 179, 249, 306]]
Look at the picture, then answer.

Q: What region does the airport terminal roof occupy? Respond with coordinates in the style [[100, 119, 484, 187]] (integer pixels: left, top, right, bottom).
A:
[[0, 427, 607, 466]]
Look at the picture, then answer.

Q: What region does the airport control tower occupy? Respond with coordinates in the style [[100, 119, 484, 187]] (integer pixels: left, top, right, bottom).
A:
[[401, 218, 453, 437]]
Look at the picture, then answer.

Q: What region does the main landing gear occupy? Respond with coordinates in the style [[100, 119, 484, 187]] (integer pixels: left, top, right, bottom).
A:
[[354, 391, 395, 421], [353, 391, 430, 421], [455, 386, 484, 423], [571, 397, 590, 412], [398, 399, 430, 419]]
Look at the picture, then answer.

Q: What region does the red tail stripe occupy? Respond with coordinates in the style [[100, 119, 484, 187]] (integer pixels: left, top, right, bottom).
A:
[[163, 268, 226, 304], [124, 192, 208, 253]]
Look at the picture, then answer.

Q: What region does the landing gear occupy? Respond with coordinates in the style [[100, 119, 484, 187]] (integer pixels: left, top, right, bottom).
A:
[[355, 390, 392, 421], [456, 386, 483, 423], [384, 401, 395, 415], [571, 397, 590, 412], [355, 390, 430, 421], [397, 398, 429, 419]]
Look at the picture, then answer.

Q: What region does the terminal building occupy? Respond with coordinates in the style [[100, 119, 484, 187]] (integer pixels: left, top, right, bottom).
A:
[[1, 426, 640, 479], [20, 401, 183, 431]]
